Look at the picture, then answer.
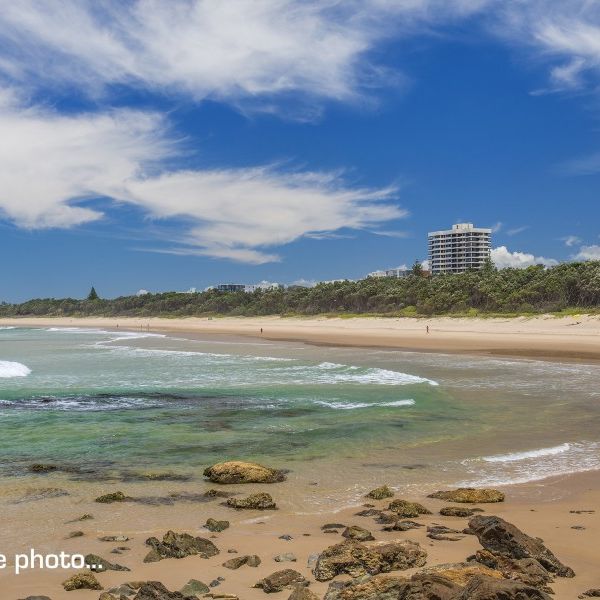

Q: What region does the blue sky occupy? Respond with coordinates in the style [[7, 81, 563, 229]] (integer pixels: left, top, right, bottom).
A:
[[0, 1, 599, 301]]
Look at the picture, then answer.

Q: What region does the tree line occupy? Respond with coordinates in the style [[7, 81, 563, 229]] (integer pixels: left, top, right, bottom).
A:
[[1, 261, 599, 318]]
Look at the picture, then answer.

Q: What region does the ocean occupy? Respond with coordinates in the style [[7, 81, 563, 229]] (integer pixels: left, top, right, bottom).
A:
[[1, 325, 599, 511]]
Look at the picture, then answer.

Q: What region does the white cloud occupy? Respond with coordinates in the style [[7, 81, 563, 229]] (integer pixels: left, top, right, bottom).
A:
[[0, 92, 171, 228], [123, 168, 403, 263], [490, 221, 502, 233], [561, 235, 582, 247], [574, 245, 600, 261], [0, 0, 497, 113], [0, 95, 405, 263], [491, 246, 558, 269]]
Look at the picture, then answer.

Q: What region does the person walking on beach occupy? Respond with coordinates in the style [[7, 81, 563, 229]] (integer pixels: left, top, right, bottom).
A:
[[260, 328, 263, 334], [426, 325, 429, 334]]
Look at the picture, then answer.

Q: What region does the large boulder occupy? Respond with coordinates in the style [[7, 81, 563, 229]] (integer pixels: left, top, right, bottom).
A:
[[324, 574, 462, 600], [143, 531, 219, 562], [428, 488, 504, 504], [387, 499, 432, 518], [468, 516, 574, 577], [313, 539, 427, 582], [204, 461, 286, 484], [223, 554, 261, 569], [205, 518, 230, 532], [254, 569, 308, 593], [473, 549, 554, 592], [456, 574, 552, 599], [226, 492, 276, 510]]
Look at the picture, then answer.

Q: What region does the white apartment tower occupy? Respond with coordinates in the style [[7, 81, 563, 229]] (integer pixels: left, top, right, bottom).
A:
[[428, 223, 491, 275]]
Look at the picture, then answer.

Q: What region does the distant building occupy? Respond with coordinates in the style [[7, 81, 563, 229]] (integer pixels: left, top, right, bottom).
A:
[[367, 267, 428, 279], [212, 281, 283, 293], [215, 284, 246, 292], [428, 223, 491, 275]]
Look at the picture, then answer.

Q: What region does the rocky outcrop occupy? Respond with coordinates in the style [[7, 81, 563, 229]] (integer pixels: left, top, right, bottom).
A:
[[133, 581, 197, 599], [143, 531, 219, 562], [426, 525, 464, 541], [205, 518, 230, 532], [387, 499, 432, 518], [382, 520, 423, 532], [428, 488, 504, 504], [342, 525, 374, 542], [468, 515, 574, 577], [457, 574, 552, 599], [204, 461, 286, 484], [365, 485, 394, 500], [84, 553, 129, 572], [288, 586, 320, 600], [62, 572, 103, 591], [313, 539, 427, 582], [95, 491, 130, 503], [222, 554, 261, 569], [324, 574, 462, 600], [254, 569, 308, 593], [418, 563, 503, 586], [226, 492, 276, 510], [473, 549, 554, 592]]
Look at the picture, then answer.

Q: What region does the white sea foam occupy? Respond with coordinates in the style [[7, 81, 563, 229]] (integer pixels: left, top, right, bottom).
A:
[[0, 326, 16, 330], [460, 441, 600, 487], [0, 361, 31, 378], [311, 363, 437, 386], [481, 443, 572, 463], [315, 399, 415, 410]]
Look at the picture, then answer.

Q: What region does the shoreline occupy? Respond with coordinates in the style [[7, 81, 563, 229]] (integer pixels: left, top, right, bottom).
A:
[[2, 314, 600, 364], [0, 469, 598, 599]]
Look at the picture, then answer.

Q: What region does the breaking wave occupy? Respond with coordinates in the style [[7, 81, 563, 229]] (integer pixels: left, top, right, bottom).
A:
[[0, 361, 31, 378]]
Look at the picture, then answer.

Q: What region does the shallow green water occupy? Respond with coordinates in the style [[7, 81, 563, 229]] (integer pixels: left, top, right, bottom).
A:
[[1, 326, 599, 503]]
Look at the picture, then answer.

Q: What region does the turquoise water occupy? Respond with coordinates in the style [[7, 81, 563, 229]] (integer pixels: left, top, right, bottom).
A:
[[1, 326, 599, 503]]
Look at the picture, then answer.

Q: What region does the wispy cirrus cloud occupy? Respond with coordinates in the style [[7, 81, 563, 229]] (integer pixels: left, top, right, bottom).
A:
[[0, 93, 405, 263]]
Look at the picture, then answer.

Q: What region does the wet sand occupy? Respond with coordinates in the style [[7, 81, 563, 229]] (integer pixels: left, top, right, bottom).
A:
[[1, 470, 598, 599], [2, 314, 599, 364]]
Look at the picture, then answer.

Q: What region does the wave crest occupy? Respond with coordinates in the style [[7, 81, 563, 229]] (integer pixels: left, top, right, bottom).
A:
[[0, 360, 31, 378]]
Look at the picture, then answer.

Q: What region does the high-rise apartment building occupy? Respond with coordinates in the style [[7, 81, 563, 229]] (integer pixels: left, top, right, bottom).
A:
[[428, 223, 491, 275]]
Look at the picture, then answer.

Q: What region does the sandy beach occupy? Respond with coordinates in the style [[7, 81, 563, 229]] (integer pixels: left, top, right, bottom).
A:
[[0, 469, 598, 599], [0, 318, 598, 598], [2, 314, 600, 364]]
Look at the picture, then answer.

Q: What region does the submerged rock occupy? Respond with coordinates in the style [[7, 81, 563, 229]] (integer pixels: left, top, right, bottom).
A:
[[468, 515, 574, 577], [365, 485, 394, 500], [255, 569, 307, 593], [143, 530, 219, 562], [387, 499, 432, 518], [95, 490, 130, 503], [382, 520, 424, 532], [205, 518, 230, 532], [313, 539, 427, 582], [62, 572, 103, 591], [226, 492, 276, 510], [426, 525, 464, 541], [13, 487, 69, 503], [428, 488, 505, 504], [29, 463, 58, 473], [204, 461, 286, 484], [342, 525, 375, 542]]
